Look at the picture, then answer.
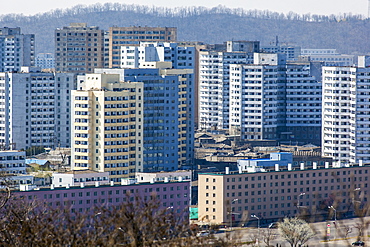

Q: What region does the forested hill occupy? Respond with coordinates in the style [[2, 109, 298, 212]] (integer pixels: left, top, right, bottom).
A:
[[0, 3, 369, 54]]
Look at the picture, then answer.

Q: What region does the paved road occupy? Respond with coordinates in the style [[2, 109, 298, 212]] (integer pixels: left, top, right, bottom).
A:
[[215, 217, 370, 246]]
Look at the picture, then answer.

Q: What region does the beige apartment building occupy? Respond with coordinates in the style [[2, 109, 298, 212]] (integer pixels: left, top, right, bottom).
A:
[[107, 26, 177, 68], [71, 73, 143, 181], [198, 164, 370, 225]]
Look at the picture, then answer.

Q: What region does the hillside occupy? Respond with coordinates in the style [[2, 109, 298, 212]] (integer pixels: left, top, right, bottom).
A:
[[0, 4, 369, 54]]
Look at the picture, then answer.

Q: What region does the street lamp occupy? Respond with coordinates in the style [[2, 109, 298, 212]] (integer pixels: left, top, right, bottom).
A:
[[353, 188, 361, 214], [251, 214, 260, 230], [251, 214, 260, 244], [297, 192, 305, 207], [328, 205, 337, 240], [229, 199, 238, 229], [229, 198, 238, 241]]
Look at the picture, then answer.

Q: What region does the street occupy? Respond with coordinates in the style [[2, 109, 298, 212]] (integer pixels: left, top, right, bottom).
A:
[[215, 217, 370, 246]]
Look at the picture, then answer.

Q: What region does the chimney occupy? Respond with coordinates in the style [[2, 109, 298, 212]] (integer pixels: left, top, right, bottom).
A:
[[225, 167, 230, 175], [178, 176, 183, 182], [164, 177, 169, 183], [238, 165, 242, 174], [288, 163, 292, 171], [80, 183, 84, 188], [110, 181, 114, 186], [325, 162, 329, 169], [275, 164, 279, 172], [359, 160, 363, 166], [300, 162, 304, 170], [95, 181, 100, 187], [313, 162, 317, 170]]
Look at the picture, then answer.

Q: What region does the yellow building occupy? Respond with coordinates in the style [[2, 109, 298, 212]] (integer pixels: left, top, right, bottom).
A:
[[71, 74, 143, 181]]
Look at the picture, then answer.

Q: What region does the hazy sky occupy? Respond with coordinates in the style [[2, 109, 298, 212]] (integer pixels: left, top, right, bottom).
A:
[[0, 0, 368, 17]]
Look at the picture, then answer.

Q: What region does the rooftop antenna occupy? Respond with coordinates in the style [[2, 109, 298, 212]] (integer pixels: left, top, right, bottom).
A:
[[275, 36, 279, 46]]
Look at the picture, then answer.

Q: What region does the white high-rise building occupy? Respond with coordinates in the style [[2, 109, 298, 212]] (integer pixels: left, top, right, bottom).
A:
[[322, 56, 370, 165], [0, 27, 35, 72], [198, 50, 254, 130], [201, 51, 322, 144], [0, 67, 74, 150], [229, 53, 287, 140]]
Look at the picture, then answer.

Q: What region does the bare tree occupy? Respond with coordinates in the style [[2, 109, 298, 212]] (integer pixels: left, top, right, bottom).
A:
[[278, 217, 315, 247], [261, 227, 277, 247]]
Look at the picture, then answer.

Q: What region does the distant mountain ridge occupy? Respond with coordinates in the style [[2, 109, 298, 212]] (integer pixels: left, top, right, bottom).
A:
[[0, 3, 368, 55]]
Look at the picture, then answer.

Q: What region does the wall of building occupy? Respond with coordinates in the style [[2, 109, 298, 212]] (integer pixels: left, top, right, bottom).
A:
[[198, 164, 370, 225]]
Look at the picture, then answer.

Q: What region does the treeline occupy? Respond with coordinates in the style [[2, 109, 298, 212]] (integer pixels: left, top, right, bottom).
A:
[[0, 195, 226, 246], [0, 3, 365, 23], [0, 4, 368, 55]]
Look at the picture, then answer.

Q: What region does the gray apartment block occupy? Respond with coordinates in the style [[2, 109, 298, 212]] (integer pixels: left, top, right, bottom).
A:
[[0, 27, 35, 72], [0, 67, 74, 150]]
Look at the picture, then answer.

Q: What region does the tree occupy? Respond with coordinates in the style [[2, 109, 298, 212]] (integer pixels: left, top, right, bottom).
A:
[[278, 217, 315, 247], [0, 193, 232, 246], [262, 227, 277, 247]]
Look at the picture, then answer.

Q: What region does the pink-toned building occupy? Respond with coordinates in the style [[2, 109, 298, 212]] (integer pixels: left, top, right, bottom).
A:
[[16, 180, 190, 215]]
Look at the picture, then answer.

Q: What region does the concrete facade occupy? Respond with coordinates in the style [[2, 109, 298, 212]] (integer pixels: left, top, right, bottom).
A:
[[322, 56, 370, 165], [108, 26, 177, 68], [94, 65, 194, 172], [198, 164, 370, 225], [35, 53, 55, 70], [0, 150, 26, 175], [227, 53, 322, 144], [0, 27, 35, 72], [55, 23, 104, 74], [16, 180, 190, 214], [0, 68, 74, 150], [71, 73, 143, 181]]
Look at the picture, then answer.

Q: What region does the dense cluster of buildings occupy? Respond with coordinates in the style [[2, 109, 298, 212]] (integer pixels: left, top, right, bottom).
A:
[[0, 23, 369, 226]]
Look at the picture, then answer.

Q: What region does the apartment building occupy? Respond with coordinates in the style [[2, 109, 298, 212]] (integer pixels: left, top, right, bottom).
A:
[[55, 23, 104, 74], [301, 49, 354, 66], [227, 53, 322, 144], [0, 150, 26, 175], [229, 53, 287, 140], [108, 26, 177, 68], [198, 48, 255, 130], [94, 64, 194, 172], [0, 67, 74, 150], [119, 42, 195, 70], [0, 27, 35, 72], [17, 180, 190, 215], [198, 163, 370, 225], [285, 63, 322, 144], [35, 53, 55, 70], [261, 44, 301, 61], [322, 56, 370, 165], [71, 73, 143, 181]]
